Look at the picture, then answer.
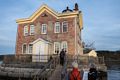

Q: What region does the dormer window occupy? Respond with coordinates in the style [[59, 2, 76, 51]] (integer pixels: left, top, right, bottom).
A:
[[30, 25, 35, 35], [41, 24, 47, 34], [24, 25, 28, 36], [62, 21, 68, 33], [54, 22, 60, 33]]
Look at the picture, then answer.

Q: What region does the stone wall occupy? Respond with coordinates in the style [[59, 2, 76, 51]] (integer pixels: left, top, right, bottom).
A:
[[3, 54, 32, 63]]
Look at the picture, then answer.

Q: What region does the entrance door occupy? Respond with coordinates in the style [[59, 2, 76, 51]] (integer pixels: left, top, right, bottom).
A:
[[32, 38, 51, 62], [32, 41, 48, 62], [35, 43, 40, 62], [39, 42, 45, 62]]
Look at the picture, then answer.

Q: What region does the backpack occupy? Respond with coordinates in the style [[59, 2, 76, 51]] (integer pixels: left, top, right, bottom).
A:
[[88, 71, 98, 80], [71, 71, 80, 80]]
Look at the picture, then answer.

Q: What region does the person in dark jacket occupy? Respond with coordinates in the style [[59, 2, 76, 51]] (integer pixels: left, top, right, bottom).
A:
[[60, 49, 66, 66], [69, 62, 82, 80], [88, 63, 98, 80]]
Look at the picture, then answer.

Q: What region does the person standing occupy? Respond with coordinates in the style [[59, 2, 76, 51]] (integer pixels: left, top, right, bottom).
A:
[[88, 63, 98, 80], [69, 62, 82, 80], [60, 49, 66, 66]]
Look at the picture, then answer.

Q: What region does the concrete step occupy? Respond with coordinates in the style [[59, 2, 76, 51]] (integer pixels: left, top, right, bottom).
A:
[[48, 65, 62, 80]]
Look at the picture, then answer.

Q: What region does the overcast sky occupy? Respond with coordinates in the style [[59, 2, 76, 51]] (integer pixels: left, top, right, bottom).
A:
[[0, 0, 120, 54]]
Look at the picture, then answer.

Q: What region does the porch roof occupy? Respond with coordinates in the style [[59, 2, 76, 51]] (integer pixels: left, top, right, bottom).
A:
[[31, 38, 51, 44]]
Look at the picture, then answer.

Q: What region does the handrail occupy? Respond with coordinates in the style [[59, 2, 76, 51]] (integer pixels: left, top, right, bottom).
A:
[[33, 56, 58, 80], [61, 55, 68, 80], [33, 59, 53, 80]]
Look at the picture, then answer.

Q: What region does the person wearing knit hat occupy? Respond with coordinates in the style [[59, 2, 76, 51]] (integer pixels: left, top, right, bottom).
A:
[[89, 63, 96, 68], [72, 61, 78, 68], [69, 61, 82, 80]]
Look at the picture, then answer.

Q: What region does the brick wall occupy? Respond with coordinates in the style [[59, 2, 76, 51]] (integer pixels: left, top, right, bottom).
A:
[[16, 11, 80, 55]]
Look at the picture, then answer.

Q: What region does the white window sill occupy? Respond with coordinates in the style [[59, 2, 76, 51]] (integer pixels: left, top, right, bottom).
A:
[[54, 32, 60, 33], [41, 33, 47, 34]]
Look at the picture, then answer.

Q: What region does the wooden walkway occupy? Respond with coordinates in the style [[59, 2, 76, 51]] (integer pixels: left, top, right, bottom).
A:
[[49, 65, 62, 80]]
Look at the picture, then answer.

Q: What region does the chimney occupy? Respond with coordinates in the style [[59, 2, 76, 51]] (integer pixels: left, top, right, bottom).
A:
[[66, 6, 69, 10], [74, 3, 79, 11]]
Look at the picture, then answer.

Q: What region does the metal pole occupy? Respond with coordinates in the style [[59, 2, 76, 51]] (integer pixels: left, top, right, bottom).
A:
[[19, 67, 21, 80], [103, 56, 105, 64]]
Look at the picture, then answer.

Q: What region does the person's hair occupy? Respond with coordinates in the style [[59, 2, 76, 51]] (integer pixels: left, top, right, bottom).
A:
[[89, 63, 96, 68]]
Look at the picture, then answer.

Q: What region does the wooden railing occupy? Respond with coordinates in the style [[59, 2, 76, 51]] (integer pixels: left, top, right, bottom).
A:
[[32, 55, 59, 80]]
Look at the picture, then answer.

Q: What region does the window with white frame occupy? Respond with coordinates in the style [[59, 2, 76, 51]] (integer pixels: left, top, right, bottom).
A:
[[41, 24, 47, 34], [28, 44, 33, 54], [54, 22, 60, 33], [24, 25, 28, 36], [62, 21, 68, 33], [22, 44, 27, 54], [54, 42, 60, 54], [61, 41, 67, 52], [30, 25, 35, 35]]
